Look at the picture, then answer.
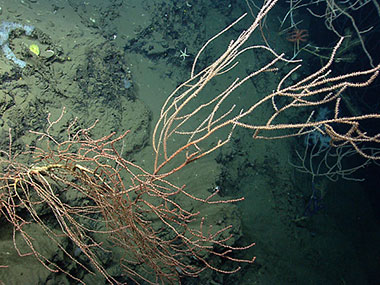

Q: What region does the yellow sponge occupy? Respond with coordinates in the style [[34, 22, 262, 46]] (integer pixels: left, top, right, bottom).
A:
[[29, 44, 40, 56]]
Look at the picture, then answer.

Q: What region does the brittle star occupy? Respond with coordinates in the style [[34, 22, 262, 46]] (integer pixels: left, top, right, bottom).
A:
[[179, 48, 189, 60]]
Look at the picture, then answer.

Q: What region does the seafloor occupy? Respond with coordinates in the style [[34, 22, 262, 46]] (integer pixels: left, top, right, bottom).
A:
[[0, 0, 379, 284]]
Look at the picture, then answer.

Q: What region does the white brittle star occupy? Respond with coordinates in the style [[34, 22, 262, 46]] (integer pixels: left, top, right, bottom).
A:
[[179, 48, 189, 61]]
